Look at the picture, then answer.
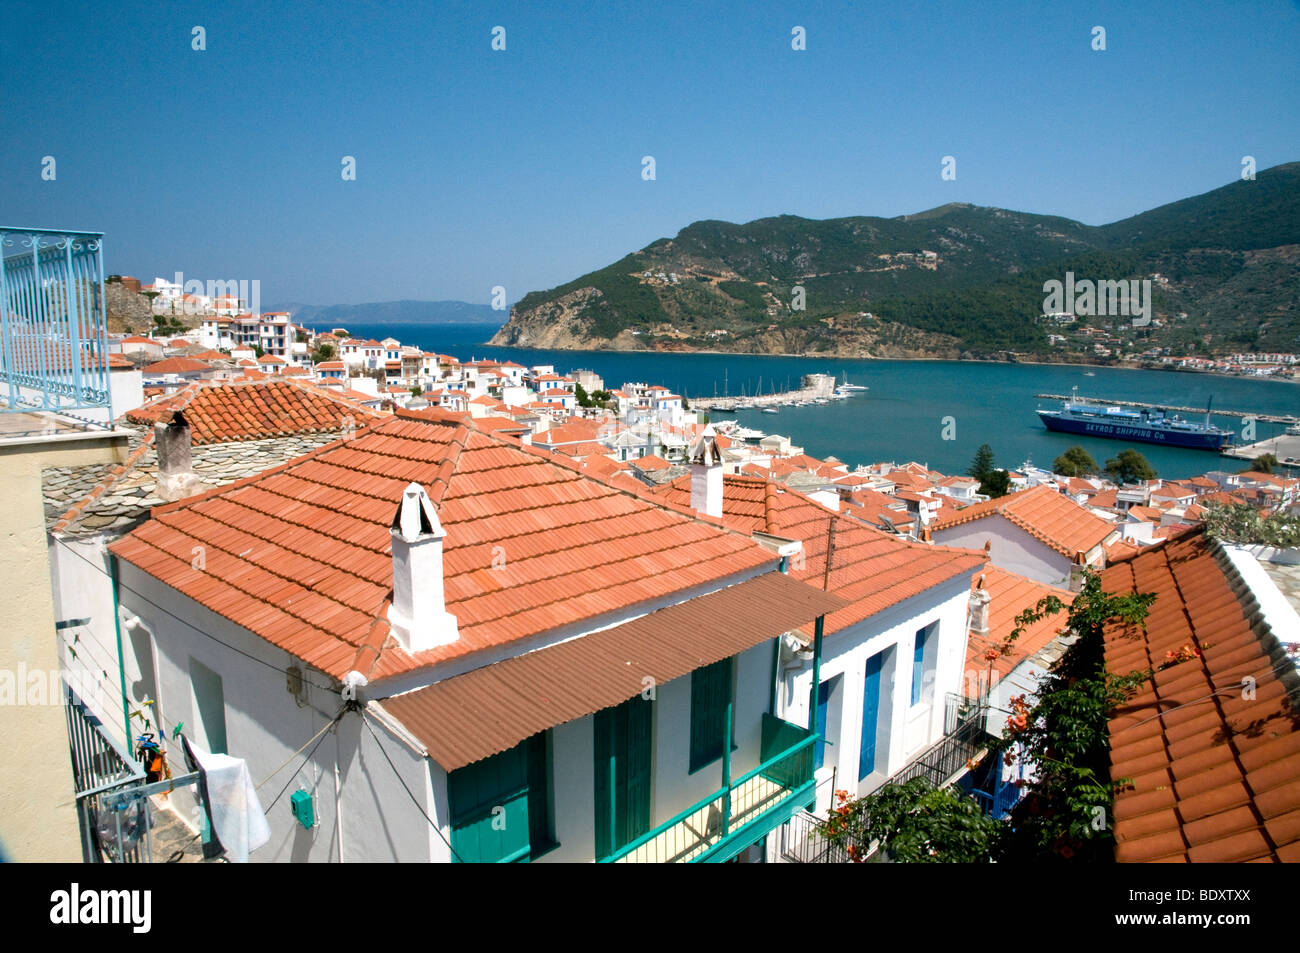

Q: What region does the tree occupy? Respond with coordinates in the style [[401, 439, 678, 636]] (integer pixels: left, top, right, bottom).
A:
[[1204, 501, 1300, 547], [995, 571, 1156, 861], [574, 382, 596, 408], [681, 395, 691, 411], [311, 342, 336, 364], [968, 444, 995, 484], [1104, 448, 1156, 484], [968, 443, 1010, 498], [410, 385, 422, 397], [817, 778, 1001, 863], [1053, 445, 1099, 477], [1248, 453, 1278, 475]]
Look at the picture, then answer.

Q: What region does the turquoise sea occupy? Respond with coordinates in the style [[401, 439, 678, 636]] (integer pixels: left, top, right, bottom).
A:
[[340, 323, 1300, 481]]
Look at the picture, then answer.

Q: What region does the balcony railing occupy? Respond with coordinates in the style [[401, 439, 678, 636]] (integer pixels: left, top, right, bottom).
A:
[[0, 227, 113, 424], [886, 693, 990, 790], [65, 684, 150, 862], [604, 714, 816, 863]]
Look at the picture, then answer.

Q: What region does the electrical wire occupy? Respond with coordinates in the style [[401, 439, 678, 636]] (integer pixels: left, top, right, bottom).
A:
[[256, 708, 347, 792], [53, 535, 342, 696], [361, 711, 464, 863], [265, 708, 346, 812]]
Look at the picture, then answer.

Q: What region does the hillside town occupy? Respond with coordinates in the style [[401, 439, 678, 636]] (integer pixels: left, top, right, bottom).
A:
[[4, 251, 1297, 870]]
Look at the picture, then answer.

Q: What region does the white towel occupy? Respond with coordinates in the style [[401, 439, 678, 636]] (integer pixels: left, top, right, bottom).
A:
[[190, 747, 272, 863]]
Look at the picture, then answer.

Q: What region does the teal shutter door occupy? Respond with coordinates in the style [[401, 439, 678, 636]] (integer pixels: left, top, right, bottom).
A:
[[689, 658, 732, 771], [859, 653, 883, 779], [814, 680, 831, 770], [448, 743, 532, 863], [594, 695, 653, 858]]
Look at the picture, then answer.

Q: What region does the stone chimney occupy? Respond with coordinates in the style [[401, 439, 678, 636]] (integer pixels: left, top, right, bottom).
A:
[[689, 427, 724, 518], [387, 483, 459, 653], [155, 411, 203, 501], [969, 574, 991, 636]]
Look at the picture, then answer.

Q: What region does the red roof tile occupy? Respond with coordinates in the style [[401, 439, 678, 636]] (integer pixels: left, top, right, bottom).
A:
[[651, 474, 986, 636], [109, 409, 775, 681], [933, 484, 1116, 558], [1102, 530, 1300, 863], [124, 379, 381, 445]]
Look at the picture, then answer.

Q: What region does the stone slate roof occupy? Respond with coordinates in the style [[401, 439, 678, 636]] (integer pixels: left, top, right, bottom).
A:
[[45, 431, 346, 536]]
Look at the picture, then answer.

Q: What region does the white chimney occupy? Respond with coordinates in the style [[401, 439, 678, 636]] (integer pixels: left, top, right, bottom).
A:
[[387, 483, 459, 653], [155, 411, 203, 501], [689, 426, 724, 518], [969, 574, 991, 636]]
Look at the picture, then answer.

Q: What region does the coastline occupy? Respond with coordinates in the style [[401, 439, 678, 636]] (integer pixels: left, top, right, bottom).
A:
[[474, 334, 1298, 386]]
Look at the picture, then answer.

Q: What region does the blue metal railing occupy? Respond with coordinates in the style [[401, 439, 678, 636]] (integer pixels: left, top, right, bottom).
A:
[[0, 227, 113, 423]]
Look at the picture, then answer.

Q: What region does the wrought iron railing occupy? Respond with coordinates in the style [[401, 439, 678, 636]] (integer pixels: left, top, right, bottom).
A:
[[887, 695, 990, 789], [779, 809, 851, 864], [0, 227, 113, 423]]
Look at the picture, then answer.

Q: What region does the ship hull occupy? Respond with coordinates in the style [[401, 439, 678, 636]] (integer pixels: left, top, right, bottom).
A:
[[1038, 411, 1230, 450]]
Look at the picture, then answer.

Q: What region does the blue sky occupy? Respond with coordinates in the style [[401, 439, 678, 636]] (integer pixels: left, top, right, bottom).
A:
[[3, 0, 1297, 305]]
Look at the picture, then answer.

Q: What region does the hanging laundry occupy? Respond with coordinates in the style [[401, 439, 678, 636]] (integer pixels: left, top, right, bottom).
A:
[[180, 735, 270, 863]]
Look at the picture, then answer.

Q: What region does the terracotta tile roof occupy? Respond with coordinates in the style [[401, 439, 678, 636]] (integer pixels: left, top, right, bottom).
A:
[[631, 454, 671, 471], [109, 410, 776, 681], [1102, 530, 1300, 863], [143, 356, 213, 375], [651, 474, 986, 636], [932, 484, 1116, 557], [124, 379, 381, 445], [532, 418, 604, 447], [965, 568, 1073, 697]]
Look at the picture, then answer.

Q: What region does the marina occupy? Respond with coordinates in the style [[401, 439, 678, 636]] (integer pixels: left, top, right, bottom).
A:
[[691, 371, 867, 412]]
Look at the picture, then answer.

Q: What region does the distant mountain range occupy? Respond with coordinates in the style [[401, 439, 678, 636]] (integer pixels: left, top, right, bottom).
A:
[[269, 299, 505, 327], [492, 162, 1300, 360]]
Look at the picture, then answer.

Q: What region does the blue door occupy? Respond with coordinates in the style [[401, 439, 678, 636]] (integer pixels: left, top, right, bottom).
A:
[[859, 653, 883, 779], [814, 680, 831, 770]]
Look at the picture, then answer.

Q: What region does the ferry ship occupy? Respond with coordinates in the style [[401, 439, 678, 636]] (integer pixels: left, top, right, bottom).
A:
[[1037, 389, 1232, 450]]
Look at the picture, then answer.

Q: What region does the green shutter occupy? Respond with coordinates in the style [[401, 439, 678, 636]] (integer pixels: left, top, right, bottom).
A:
[[449, 733, 550, 863], [594, 696, 653, 859], [690, 658, 733, 772]]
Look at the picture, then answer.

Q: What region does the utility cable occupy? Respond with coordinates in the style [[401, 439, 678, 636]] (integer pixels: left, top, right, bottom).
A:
[[361, 710, 464, 863], [264, 710, 345, 813], [256, 708, 347, 793]]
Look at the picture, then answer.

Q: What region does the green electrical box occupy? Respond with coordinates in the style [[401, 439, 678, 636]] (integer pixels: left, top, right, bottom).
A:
[[290, 789, 314, 829]]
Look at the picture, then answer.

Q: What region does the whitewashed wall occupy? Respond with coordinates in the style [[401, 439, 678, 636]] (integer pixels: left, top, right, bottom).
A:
[[933, 515, 1070, 587], [113, 561, 433, 863], [778, 574, 976, 813]]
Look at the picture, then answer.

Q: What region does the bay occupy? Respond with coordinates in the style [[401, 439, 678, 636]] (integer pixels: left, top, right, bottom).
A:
[[336, 322, 1300, 481]]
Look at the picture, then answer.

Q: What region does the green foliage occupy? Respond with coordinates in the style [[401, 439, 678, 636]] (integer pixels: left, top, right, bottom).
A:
[[816, 779, 1001, 863], [968, 444, 995, 483], [968, 443, 1010, 497], [1204, 501, 1300, 547], [574, 382, 597, 408], [996, 572, 1156, 861], [1248, 453, 1279, 475], [311, 342, 336, 363], [1104, 448, 1157, 484], [1054, 445, 1100, 477], [410, 385, 422, 397]]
